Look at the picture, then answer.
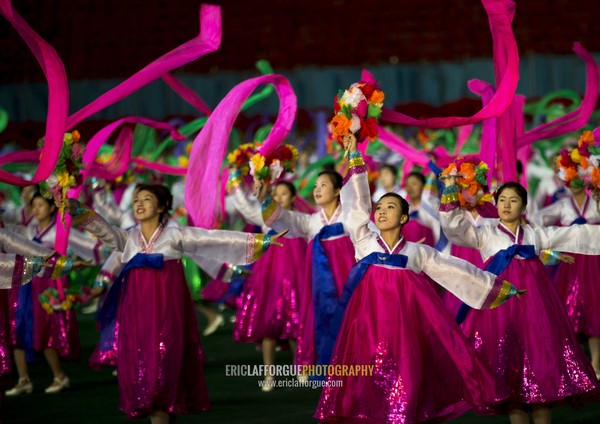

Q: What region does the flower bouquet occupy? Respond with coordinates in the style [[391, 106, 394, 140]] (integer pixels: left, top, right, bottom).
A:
[[441, 156, 492, 210], [38, 131, 84, 226], [330, 80, 385, 154], [227, 143, 258, 177], [39, 286, 92, 314], [557, 130, 600, 210], [249, 144, 299, 184]]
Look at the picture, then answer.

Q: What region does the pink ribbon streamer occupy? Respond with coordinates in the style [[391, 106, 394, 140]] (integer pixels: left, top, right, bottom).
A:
[[377, 127, 431, 166], [456, 125, 474, 155], [0, 0, 68, 186], [379, 0, 519, 128], [162, 73, 213, 116], [518, 43, 599, 147], [468, 79, 497, 185], [66, 5, 221, 129], [185, 74, 297, 228], [89, 126, 134, 180]]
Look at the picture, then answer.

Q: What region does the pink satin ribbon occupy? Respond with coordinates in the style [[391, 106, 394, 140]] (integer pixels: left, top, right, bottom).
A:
[[185, 74, 297, 228]]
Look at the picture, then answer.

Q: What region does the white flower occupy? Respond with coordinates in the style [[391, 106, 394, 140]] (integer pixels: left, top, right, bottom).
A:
[[249, 161, 256, 177], [557, 168, 567, 181], [349, 114, 361, 134], [269, 159, 284, 180], [340, 87, 366, 108], [589, 154, 600, 168], [46, 174, 59, 188]]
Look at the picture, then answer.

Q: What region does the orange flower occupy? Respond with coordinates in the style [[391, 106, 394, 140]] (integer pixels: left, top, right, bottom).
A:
[[592, 167, 600, 188], [578, 130, 594, 147], [71, 130, 80, 143], [565, 167, 579, 181], [331, 114, 352, 139], [442, 163, 457, 175], [580, 156, 589, 169], [459, 162, 476, 182], [370, 90, 385, 104]]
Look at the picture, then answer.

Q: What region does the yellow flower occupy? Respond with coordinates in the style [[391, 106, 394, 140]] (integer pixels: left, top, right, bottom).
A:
[[57, 172, 72, 188], [227, 151, 238, 164], [250, 153, 265, 172], [178, 156, 189, 168], [63, 133, 73, 145], [571, 149, 581, 164]]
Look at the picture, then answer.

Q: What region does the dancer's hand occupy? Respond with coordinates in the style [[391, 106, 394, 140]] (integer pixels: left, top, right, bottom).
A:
[[438, 173, 462, 187], [515, 289, 527, 299], [556, 253, 575, 264], [253, 178, 268, 202], [342, 134, 358, 153], [54, 197, 78, 213], [269, 229, 289, 247]]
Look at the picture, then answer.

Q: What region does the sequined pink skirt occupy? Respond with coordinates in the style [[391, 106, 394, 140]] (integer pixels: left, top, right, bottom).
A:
[[555, 253, 600, 337], [0, 290, 11, 380], [117, 260, 210, 418], [295, 236, 355, 367], [315, 266, 508, 423], [461, 257, 600, 411], [89, 308, 119, 369], [234, 236, 307, 343], [9, 276, 79, 359], [201, 279, 238, 309]]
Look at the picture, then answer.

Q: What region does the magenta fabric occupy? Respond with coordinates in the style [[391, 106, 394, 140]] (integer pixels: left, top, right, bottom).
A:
[[9, 277, 79, 360], [377, 127, 430, 167], [555, 251, 600, 337], [66, 5, 221, 129], [295, 236, 355, 367], [0, 0, 68, 187], [89, 126, 133, 181], [456, 125, 474, 155], [518, 43, 599, 147], [462, 257, 600, 411], [200, 279, 238, 309], [402, 220, 435, 247], [185, 74, 297, 228], [162, 73, 212, 116], [0, 290, 11, 380], [468, 79, 498, 186], [315, 265, 508, 423], [234, 236, 307, 343], [117, 260, 210, 418], [379, 0, 519, 128]]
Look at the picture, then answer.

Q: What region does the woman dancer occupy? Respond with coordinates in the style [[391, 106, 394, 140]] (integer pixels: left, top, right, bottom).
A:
[[229, 172, 307, 390], [61, 184, 284, 424], [439, 177, 600, 424], [315, 136, 523, 423], [4, 191, 109, 396], [257, 168, 355, 372], [533, 185, 600, 378]]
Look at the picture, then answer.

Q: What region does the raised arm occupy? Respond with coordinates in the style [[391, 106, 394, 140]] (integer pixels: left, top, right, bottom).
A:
[[67, 228, 112, 265], [340, 149, 374, 252], [227, 170, 266, 228], [438, 183, 485, 249]]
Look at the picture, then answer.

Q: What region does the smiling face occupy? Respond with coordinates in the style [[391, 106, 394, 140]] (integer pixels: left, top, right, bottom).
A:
[[374, 196, 408, 232], [132, 189, 163, 222], [496, 187, 525, 225], [31, 196, 55, 224], [313, 175, 340, 206], [273, 183, 295, 211]]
